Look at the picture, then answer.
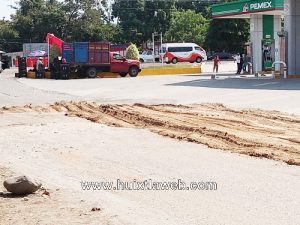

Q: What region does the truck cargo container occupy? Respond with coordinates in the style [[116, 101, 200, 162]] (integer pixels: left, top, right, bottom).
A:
[[88, 42, 110, 64], [74, 42, 88, 63], [62, 43, 74, 63], [63, 42, 141, 78]]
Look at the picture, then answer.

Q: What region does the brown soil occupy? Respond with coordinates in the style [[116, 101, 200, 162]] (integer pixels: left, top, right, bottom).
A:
[[1, 101, 300, 166]]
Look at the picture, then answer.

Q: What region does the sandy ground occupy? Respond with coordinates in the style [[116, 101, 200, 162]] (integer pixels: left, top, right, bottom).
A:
[[0, 65, 300, 224], [1, 101, 300, 166], [1, 112, 300, 225]]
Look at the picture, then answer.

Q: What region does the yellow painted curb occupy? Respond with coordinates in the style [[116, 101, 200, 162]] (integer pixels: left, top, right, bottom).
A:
[[96, 66, 202, 78], [139, 67, 201, 76], [288, 75, 300, 78], [25, 66, 202, 79]]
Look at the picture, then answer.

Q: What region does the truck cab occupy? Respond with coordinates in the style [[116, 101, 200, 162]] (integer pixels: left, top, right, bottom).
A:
[[110, 52, 141, 77]]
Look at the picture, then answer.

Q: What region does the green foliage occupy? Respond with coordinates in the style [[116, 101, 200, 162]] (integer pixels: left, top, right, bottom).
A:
[[61, 0, 110, 41], [10, 0, 117, 44], [126, 44, 140, 60], [2, 0, 250, 55], [11, 0, 66, 43], [112, 0, 175, 44], [175, 0, 211, 18], [165, 10, 208, 45], [202, 0, 250, 52], [0, 20, 20, 52], [205, 19, 250, 53]]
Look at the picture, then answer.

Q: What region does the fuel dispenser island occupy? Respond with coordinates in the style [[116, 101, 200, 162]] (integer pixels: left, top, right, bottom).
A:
[[262, 39, 275, 71]]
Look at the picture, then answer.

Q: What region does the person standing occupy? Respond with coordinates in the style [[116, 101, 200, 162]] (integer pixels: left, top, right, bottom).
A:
[[242, 54, 249, 73], [213, 55, 220, 73], [36, 57, 45, 78], [52, 57, 60, 80], [234, 53, 241, 74], [239, 53, 244, 74]]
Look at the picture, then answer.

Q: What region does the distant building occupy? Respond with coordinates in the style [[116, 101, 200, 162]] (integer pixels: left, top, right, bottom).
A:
[[4, 52, 23, 67]]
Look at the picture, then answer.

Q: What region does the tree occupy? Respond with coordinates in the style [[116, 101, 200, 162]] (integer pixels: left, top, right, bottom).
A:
[[175, 0, 213, 18], [204, 0, 250, 53], [0, 20, 21, 52], [112, 0, 175, 44], [11, 0, 66, 43], [165, 10, 208, 45], [126, 43, 139, 60], [112, 0, 146, 44], [205, 19, 250, 53], [62, 0, 107, 41], [10, 0, 118, 44]]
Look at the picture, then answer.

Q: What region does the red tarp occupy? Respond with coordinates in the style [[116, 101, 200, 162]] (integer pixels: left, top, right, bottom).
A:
[[26, 58, 49, 67], [46, 33, 64, 53]]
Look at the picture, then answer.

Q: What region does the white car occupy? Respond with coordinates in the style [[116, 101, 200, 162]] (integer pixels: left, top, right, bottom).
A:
[[139, 50, 159, 63]]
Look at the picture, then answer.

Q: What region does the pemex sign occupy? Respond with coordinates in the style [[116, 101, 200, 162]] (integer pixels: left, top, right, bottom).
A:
[[250, 1, 272, 11], [212, 0, 283, 18]]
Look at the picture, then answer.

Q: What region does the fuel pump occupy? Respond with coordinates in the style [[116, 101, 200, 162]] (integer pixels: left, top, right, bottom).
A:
[[262, 39, 275, 70]]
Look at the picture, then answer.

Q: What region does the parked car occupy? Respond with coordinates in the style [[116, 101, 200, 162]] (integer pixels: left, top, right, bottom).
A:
[[207, 52, 234, 60], [139, 50, 159, 63]]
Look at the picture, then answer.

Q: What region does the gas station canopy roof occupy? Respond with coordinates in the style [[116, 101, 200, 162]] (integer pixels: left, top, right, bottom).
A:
[[212, 0, 284, 19]]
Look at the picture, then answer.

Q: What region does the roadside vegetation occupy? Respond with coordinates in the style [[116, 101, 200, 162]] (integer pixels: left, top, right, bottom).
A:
[[0, 0, 249, 53]]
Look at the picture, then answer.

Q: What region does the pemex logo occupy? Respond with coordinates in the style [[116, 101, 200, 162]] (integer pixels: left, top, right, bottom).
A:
[[243, 3, 249, 12]]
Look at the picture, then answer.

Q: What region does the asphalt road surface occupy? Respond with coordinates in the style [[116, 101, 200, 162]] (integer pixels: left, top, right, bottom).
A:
[[0, 65, 299, 225]]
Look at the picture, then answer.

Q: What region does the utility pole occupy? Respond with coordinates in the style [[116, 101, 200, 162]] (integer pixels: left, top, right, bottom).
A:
[[152, 11, 163, 66]]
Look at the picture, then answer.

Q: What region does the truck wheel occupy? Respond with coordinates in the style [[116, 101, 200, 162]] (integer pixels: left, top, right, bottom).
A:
[[172, 58, 178, 64], [119, 72, 127, 77], [139, 59, 144, 63], [86, 67, 97, 78], [196, 57, 202, 63], [129, 66, 139, 77]]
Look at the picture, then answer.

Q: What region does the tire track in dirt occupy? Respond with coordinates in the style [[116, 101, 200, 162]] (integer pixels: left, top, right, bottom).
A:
[[1, 101, 300, 166]]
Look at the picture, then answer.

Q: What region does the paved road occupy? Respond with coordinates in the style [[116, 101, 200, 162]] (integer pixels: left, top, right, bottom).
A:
[[1, 67, 300, 114], [0, 66, 300, 225]]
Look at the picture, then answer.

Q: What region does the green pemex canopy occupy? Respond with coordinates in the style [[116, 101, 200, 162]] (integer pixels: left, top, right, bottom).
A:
[[212, 0, 284, 18]]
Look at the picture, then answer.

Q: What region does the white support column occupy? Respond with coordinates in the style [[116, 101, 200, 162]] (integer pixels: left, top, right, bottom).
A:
[[273, 15, 282, 70], [250, 14, 263, 73], [285, 0, 300, 75]]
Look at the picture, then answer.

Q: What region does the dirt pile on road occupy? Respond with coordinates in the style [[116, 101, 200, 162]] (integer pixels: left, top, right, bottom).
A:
[[1, 101, 300, 166]]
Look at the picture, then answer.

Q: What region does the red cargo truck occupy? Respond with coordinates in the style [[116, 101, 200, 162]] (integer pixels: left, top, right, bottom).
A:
[[63, 42, 141, 78]]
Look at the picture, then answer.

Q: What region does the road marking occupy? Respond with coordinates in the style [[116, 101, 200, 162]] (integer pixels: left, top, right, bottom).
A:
[[252, 82, 278, 87]]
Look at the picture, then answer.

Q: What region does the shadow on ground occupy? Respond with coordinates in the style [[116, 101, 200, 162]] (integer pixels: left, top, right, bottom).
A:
[[0, 192, 29, 198], [168, 76, 300, 90]]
